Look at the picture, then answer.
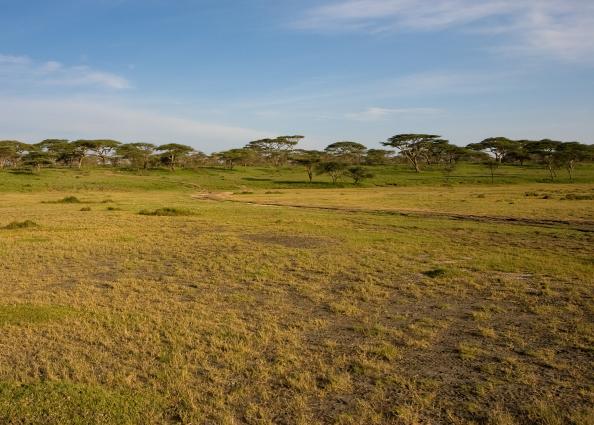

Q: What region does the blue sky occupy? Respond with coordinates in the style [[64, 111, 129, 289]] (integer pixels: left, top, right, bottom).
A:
[[1, 0, 593, 152]]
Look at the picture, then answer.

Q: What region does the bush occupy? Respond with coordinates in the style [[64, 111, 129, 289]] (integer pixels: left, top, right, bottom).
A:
[[80, 207, 91, 212], [422, 268, 447, 278], [3, 220, 39, 230], [138, 207, 194, 216], [563, 193, 594, 200], [58, 196, 81, 203], [345, 166, 374, 184]]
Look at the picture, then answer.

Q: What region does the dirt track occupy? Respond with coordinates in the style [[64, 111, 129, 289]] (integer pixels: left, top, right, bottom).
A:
[[192, 192, 594, 232]]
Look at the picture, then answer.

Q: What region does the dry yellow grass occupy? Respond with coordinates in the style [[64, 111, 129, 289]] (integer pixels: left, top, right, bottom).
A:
[[0, 183, 593, 424]]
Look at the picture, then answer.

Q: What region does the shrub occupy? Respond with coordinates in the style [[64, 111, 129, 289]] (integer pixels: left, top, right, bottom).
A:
[[563, 193, 594, 200], [138, 207, 194, 216], [345, 166, 374, 184], [3, 220, 39, 230], [422, 268, 447, 278], [80, 207, 91, 212], [58, 196, 81, 203]]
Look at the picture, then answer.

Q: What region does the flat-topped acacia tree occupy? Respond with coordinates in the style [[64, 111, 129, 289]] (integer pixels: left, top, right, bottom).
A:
[[467, 137, 520, 163], [324, 141, 367, 164], [0, 141, 28, 168], [157, 143, 194, 171], [117, 143, 156, 169], [556, 142, 593, 181], [291, 149, 322, 182], [246, 135, 303, 166], [315, 161, 346, 184], [382, 134, 442, 172], [525, 139, 563, 180], [90, 140, 121, 165]]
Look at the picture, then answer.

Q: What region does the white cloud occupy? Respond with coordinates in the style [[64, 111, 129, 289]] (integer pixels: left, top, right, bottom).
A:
[[294, 0, 594, 61], [0, 54, 31, 65], [0, 53, 131, 90], [0, 97, 270, 151], [346, 106, 440, 121]]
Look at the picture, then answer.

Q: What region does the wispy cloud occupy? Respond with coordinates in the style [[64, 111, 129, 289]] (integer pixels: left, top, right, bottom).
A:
[[294, 0, 594, 62], [346, 106, 440, 121], [0, 53, 130, 90], [0, 97, 269, 150]]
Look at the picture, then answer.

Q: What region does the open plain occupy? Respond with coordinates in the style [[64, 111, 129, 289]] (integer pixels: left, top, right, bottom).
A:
[[1, 165, 593, 424]]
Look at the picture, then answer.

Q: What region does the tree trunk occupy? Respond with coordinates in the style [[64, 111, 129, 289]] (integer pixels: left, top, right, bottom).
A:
[[547, 163, 555, 181]]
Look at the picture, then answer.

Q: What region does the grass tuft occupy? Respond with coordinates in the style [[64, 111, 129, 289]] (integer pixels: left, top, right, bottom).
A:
[[422, 268, 447, 278], [58, 196, 81, 203], [138, 207, 194, 216], [2, 220, 39, 230], [563, 193, 594, 200]]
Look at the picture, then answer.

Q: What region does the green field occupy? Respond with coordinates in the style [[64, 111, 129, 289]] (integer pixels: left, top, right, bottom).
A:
[[1, 165, 593, 424]]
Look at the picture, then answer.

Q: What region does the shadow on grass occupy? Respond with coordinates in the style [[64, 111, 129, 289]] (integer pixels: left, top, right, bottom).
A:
[[273, 180, 348, 188], [242, 177, 272, 182]]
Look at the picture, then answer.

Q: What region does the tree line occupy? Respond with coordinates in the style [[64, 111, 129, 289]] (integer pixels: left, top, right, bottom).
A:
[[0, 134, 592, 183]]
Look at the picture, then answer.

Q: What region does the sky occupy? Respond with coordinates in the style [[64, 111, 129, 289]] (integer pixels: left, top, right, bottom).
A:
[[1, 0, 593, 152]]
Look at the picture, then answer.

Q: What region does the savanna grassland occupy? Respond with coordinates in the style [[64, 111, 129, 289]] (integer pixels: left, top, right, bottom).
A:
[[0, 164, 593, 424]]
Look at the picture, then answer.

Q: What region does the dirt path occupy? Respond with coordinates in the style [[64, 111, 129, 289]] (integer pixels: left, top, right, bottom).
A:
[[192, 192, 594, 232]]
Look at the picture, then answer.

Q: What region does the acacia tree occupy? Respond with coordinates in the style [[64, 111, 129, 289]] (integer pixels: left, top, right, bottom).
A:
[[382, 134, 441, 172], [345, 166, 374, 184], [291, 149, 322, 182], [33, 139, 69, 163], [505, 140, 532, 166], [525, 139, 562, 180], [425, 139, 457, 165], [117, 143, 156, 169], [87, 140, 121, 165], [555, 142, 592, 181], [315, 161, 346, 184], [467, 137, 519, 163], [246, 135, 303, 166], [0, 141, 22, 168], [365, 149, 393, 165], [157, 143, 194, 171], [216, 148, 252, 169], [324, 141, 367, 164], [71, 140, 101, 168], [483, 158, 499, 184], [22, 150, 53, 172], [0, 141, 31, 168]]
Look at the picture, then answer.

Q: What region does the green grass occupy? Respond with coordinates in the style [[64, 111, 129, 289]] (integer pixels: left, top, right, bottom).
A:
[[0, 382, 161, 424], [0, 304, 74, 326], [1, 163, 593, 193]]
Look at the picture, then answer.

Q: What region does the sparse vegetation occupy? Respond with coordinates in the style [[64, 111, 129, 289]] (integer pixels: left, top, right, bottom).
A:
[[57, 195, 81, 203], [2, 220, 39, 229], [138, 207, 194, 216], [0, 166, 592, 424]]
